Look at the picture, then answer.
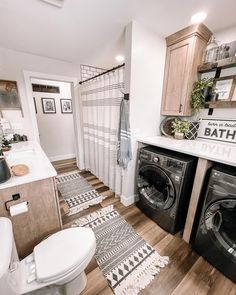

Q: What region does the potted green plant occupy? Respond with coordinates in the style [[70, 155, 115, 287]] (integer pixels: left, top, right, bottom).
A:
[[187, 78, 214, 140], [190, 77, 214, 114], [171, 119, 189, 140]]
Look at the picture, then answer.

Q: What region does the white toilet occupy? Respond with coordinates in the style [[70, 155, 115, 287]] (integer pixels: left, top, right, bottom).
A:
[[0, 217, 96, 295]]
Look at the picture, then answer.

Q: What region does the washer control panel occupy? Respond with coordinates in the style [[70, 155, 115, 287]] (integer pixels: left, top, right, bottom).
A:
[[167, 159, 184, 171], [153, 156, 160, 163], [139, 149, 185, 172], [139, 151, 150, 161]]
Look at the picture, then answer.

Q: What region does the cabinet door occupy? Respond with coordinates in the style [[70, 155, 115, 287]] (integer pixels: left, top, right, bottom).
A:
[[0, 177, 61, 258], [161, 38, 195, 116]]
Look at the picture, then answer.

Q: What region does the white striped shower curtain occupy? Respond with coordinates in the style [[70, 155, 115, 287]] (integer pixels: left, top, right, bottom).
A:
[[79, 67, 124, 195]]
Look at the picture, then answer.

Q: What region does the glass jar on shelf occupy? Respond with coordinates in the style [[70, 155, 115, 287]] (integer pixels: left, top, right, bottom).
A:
[[217, 44, 230, 60], [202, 36, 219, 63]]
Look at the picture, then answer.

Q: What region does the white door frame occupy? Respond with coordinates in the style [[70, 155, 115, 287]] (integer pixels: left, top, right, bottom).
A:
[[23, 70, 84, 169]]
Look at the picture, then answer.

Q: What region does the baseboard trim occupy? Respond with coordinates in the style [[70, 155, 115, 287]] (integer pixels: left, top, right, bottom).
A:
[[120, 194, 138, 207], [49, 153, 76, 162]]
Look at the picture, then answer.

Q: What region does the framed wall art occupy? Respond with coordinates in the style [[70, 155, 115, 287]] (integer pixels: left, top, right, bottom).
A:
[[41, 98, 56, 114], [214, 76, 236, 101], [0, 80, 21, 110], [60, 99, 72, 114]]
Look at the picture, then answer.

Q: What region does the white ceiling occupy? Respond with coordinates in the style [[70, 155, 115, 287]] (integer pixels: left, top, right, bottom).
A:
[[1, 0, 236, 68]]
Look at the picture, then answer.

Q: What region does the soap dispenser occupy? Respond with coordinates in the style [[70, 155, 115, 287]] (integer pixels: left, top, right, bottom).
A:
[[0, 127, 11, 183], [0, 157, 11, 183]]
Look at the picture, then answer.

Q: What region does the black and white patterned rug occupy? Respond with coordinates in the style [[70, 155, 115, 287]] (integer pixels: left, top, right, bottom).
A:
[[56, 170, 104, 216], [72, 205, 169, 295]]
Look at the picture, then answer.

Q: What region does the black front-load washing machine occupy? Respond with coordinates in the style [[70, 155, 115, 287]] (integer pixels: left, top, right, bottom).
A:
[[136, 146, 197, 234], [192, 165, 236, 283]]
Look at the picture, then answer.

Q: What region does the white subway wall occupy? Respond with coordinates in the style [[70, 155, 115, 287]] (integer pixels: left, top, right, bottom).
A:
[[32, 79, 75, 161], [0, 47, 79, 140]]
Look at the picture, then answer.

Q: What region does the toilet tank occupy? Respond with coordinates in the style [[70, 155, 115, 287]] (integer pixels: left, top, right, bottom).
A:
[[0, 217, 20, 295], [0, 217, 15, 279]]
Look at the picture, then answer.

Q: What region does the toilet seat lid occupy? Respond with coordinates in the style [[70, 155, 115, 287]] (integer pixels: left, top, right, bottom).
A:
[[34, 227, 96, 282]]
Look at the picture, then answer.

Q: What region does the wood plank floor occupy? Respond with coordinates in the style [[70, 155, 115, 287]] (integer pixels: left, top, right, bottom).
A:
[[52, 159, 236, 295], [52, 157, 78, 174]]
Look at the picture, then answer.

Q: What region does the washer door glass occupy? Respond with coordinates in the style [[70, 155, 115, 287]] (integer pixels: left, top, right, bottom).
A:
[[204, 199, 236, 259], [138, 164, 175, 210]]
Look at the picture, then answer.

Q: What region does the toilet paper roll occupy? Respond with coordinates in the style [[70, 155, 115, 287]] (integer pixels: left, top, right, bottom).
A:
[[9, 201, 28, 216]]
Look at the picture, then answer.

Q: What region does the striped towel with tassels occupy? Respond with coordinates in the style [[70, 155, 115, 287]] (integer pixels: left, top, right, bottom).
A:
[[117, 98, 132, 169]]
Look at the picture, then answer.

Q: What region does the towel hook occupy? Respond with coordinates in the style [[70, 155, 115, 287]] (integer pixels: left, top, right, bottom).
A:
[[120, 88, 129, 100]]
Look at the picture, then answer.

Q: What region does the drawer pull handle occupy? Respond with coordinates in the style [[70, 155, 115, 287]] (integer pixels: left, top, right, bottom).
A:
[[179, 104, 183, 113]]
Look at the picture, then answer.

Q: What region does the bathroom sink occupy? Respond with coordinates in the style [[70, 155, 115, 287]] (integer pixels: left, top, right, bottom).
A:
[[0, 141, 57, 190], [5, 148, 37, 167]]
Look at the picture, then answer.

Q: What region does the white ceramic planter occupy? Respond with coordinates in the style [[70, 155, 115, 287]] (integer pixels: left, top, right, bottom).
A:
[[174, 132, 184, 140]]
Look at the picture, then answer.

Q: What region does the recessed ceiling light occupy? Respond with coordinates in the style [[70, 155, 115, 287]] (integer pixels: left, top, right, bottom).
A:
[[191, 12, 207, 24], [115, 55, 125, 62]]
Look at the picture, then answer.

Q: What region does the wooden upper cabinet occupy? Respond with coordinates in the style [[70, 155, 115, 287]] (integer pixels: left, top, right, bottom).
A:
[[161, 24, 212, 116]]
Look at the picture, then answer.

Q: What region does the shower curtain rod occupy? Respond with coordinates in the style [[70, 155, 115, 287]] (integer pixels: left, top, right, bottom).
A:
[[79, 63, 125, 85]]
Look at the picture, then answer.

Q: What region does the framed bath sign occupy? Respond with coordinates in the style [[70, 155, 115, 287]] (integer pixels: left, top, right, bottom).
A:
[[198, 118, 236, 144]]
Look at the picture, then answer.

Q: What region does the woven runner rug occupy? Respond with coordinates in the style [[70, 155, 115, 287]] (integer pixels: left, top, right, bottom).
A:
[[72, 205, 169, 295], [56, 170, 105, 216]]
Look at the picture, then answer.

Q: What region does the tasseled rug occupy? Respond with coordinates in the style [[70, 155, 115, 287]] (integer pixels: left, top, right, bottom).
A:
[[72, 205, 169, 295], [56, 170, 105, 216]]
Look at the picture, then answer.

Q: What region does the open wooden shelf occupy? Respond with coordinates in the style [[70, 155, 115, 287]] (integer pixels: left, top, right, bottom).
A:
[[205, 100, 236, 109], [198, 56, 236, 73]]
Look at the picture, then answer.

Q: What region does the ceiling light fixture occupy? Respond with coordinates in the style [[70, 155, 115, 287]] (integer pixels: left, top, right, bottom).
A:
[[40, 0, 64, 8], [115, 55, 125, 62], [191, 12, 207, 24]]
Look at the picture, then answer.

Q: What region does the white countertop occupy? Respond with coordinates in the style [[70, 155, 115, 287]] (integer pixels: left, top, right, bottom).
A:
[[138, 136, 236, 167], [0, 141, 57, 190]]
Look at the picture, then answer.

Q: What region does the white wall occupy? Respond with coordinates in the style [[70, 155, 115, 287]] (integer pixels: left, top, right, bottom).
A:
[[214, 25, 236, 43], [200, 67, 236, 119], [0, 47, 79, 140], [121, 21, 166, 206], [128, 22, 166, 138], [32, 79, 75, 161], [198, 25, 236, 120], [120, 23, 236, 206]]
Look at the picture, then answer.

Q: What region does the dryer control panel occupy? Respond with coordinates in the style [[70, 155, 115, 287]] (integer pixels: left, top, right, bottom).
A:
[[139, 148, 185, 175], [166, 159, 184, 171]]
